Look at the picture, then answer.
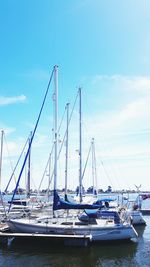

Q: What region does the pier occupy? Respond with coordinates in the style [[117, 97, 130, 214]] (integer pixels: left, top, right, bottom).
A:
[[0, 231, 92, 247]]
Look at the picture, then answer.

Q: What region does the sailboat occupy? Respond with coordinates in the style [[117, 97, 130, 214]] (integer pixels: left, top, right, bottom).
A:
[[118, 195, 146, 226], [5, 132, 44, 215], [7, 65, 138, 242], [0, 130, 30, 221]]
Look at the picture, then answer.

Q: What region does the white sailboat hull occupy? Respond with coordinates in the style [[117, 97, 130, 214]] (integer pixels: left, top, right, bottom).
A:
[[120, 210, 146, 225], [7, 218, 137, 241]]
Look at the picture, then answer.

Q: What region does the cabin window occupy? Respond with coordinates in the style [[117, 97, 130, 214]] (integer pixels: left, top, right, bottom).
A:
[[61, 222, 73, 225]]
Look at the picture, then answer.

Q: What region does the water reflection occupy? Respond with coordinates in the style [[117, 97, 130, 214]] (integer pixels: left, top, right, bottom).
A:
[[134, 225, 146, 239], [0, 238, 139, 267], [0, 215, 149, 267]]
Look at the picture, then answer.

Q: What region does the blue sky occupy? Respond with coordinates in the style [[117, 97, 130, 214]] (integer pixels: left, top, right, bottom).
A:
[[0, 0, 150, 192]]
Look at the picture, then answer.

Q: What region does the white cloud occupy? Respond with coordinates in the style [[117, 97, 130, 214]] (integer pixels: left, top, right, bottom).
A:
[[84, 74, 150, 134], [0, 95, 26, 106], [92, 74, 150, 92], [76, 74, 150, 190], [104, 96, 150, 131], [0, 126, 16, 135], [1, 74, 150, 191]]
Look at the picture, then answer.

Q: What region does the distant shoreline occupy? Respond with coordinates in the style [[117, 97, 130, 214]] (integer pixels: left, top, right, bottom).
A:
[[3, 190, 150, 196]]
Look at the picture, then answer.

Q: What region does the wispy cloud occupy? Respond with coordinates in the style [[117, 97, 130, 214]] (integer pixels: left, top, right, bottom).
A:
[[92, 74, 150, 92], [1, 74, 150, 191], [73, 74, 150, 190], [0, 126, 16, 135], [0, 95, 26, 106], [101, 96, 150, 132]]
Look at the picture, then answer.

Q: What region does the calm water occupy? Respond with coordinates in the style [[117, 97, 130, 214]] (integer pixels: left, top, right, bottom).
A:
[[0, 196, 150, 267]]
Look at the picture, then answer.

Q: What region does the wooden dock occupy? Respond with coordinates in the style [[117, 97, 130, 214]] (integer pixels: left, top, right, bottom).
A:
[[0, 231, 92, 247]]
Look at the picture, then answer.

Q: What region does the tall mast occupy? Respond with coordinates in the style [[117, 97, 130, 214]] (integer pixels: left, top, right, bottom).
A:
[[0, 130, 6, 215], [92, 138, 98, 195], [65, 103, 69, 200], [54, 65, 58, 193], [79, 88, 82, 203], [0, 130, 4, 189], [92, 138, 95, 195], [26, 131, 32, 197]]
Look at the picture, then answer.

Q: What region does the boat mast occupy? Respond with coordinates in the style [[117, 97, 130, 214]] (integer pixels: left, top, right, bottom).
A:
[[65, 103, 69, 200], [92, 138, 98, 196], [92, 138, 95, 195], [26, 131, 32, 198], [79, 88, 82, 203], [0, 130, 4, 189], [54, 65, 58, 194], [0, 130, 7, 216]]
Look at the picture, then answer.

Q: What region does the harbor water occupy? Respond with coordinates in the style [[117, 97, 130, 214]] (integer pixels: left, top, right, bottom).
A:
[[0, 196, 150, 267]]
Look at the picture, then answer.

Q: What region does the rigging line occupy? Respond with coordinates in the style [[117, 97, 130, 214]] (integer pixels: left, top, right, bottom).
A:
[[100, 160, 114, 188], [81, 142, 92, 181], [46, 90, 79, 189], [45, 151, 53, 198], [3, 132, 15, 178], [57, 90, 79, 160], [4, 134, 29, 192], [58, 104, 67, 135], [38, 145, 54, 193], [8, 66, 55, 212], [37, 104, 67, 193]]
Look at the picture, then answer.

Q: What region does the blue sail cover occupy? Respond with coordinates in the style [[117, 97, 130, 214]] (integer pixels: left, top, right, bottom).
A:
[[79, 209, 121, 224], [53, 190, 103, 211], [93, 198, 115, 203], [93, 198, 116, 206], [64, 194, 77, 203], [85, 209, 119, 218]]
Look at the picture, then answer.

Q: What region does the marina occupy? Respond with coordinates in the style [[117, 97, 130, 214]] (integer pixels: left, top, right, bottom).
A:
[[0, 214, 150, 266], [0, 193, 150, 248], [1, 1, 150, 266], [0, 67, 143, 247]]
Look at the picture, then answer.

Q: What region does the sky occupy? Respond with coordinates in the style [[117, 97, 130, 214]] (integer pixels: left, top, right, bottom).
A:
[[0, 0, 150, 192]]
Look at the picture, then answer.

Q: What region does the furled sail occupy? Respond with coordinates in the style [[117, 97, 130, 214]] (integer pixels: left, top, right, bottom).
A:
[[53, 190, 103, 211]]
